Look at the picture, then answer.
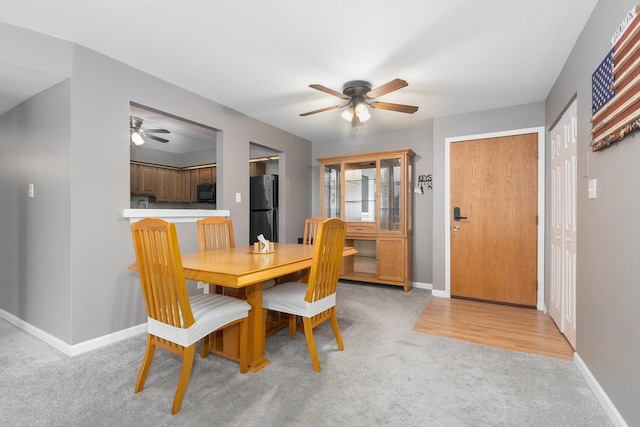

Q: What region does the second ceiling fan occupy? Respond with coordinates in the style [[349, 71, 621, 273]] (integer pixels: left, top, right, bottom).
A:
[[130, 116, 171, 146], [300, 78, 418, 127]]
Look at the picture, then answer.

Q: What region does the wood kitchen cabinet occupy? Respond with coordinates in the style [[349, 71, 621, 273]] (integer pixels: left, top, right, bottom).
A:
[[156, 167, 173, 202], [249, 162, 266, 176], [130, 163, 139, 194], [131, 161, 216, 203], [196, 166, 216, 184], [139, 164, 158, 195], [318, 149, 415, 292], [157, 168, 191, 203], [172, 169, 191, 203], [130, 162, 158, 196]]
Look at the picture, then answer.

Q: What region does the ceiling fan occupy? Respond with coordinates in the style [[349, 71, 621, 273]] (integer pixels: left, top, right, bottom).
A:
[[129, 116, 170, 146], [300, 78, 418, 127]]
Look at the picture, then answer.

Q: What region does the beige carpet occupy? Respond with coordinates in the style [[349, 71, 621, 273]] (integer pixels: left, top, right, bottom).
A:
[[2, 284, 612, 426]]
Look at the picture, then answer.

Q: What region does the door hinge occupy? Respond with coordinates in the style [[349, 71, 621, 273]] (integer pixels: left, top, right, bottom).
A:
[[536, 215, 538, 225]]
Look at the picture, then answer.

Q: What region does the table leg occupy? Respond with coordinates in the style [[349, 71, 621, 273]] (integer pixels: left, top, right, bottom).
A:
[[245, 282, 270, 372]]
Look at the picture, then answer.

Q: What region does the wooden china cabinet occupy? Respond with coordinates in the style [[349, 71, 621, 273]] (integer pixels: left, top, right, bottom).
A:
[[317, 148, 415, 292]]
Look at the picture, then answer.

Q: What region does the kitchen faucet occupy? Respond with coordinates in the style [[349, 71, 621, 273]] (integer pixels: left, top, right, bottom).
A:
[[137, 199, 149, 209]]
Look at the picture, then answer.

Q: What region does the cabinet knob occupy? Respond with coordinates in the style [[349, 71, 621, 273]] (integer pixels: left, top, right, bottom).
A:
[[356, 226, 363, 230]]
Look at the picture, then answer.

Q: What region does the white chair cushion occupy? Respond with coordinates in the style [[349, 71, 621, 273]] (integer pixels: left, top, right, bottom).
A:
[[147, 293, 251, 347], [262, 281, 336, 317]]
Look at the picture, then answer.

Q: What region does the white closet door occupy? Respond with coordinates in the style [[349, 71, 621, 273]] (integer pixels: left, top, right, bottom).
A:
[[550, 99, 577, 349]]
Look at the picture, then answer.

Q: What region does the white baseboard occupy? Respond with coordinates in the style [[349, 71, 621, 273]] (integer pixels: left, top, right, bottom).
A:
[[0, 309, 146, 357], [412, 281, 432, 290], [574, 352, 628, 427], [412, 281, 449, 298], [431, 289, 449, 298]]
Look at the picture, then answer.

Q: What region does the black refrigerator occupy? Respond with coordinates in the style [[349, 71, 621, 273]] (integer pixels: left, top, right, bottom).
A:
[[250, 175, 278, 244]]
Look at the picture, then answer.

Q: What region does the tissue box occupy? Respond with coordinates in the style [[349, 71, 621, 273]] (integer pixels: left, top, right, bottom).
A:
[[253, 241, 275, 253]]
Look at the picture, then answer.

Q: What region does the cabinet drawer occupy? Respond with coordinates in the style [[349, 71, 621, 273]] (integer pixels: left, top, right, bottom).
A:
[[346, 222, 377, 235]]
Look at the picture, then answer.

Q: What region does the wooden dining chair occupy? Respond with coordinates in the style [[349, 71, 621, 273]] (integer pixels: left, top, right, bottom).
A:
[[267, 217, 327, 334], [299, 216, 327, 283], [131, 218, 250, 415], [262, 218, 347, 372], [196, 216, 235, 294]]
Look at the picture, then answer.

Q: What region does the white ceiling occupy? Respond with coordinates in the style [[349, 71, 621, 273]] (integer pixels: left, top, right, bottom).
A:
[[0, 1, 599, 143]]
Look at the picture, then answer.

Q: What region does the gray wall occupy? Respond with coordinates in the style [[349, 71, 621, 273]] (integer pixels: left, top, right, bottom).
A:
[[0, 25, 311, 345], [0, 81, 73, 341], [312, 124, 434, 285], [546, 0, 640, 423], [0, 24, 75, 341]]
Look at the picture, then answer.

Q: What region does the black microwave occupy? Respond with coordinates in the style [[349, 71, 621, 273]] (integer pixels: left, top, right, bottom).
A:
[[197, 183, 216, 203]]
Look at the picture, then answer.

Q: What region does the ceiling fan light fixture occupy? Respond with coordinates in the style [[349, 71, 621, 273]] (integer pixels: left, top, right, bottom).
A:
[[341, 106, 354, 122], [300, 78, 417, 126], [131, 131, 144, 145], [355, 102, 370, 122]]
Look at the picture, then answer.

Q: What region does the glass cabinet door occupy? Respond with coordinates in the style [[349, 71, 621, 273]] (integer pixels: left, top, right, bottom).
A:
[[322, 163, 341, 218], [379, 157, 402, 231], [344, 160, 377, 222]]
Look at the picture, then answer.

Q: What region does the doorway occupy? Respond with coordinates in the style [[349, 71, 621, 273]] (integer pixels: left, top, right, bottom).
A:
[[249, 142, 281, 244], [445, 127, 545, 309]]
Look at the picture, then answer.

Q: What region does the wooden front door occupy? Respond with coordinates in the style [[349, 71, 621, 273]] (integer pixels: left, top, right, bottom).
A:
[[450, 133, 538, 306]]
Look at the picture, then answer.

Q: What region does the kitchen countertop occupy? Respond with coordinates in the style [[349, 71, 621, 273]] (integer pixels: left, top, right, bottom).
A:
[[122, 209, 231, 223]]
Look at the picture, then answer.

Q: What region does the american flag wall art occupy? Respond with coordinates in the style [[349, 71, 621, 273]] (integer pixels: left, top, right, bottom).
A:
[[591, 5, 640, 151]]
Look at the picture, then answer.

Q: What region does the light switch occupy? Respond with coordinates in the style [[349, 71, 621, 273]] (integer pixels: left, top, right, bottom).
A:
[[28, 183, 34, 198], [588, 179, 597, 199], [235, 192, 242, 203]]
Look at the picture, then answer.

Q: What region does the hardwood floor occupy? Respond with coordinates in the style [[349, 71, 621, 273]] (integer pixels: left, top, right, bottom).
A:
[[413, 297, 575, 361]]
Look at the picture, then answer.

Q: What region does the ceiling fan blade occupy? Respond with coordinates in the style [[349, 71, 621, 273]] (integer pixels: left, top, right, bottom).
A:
[[145, 134, 170, 143], [309, 84, 349, 99], [370, 101, 418, 114], [366, 78, 408, 99], [144, 128, 170, 134], [300, 105, 342, 117]]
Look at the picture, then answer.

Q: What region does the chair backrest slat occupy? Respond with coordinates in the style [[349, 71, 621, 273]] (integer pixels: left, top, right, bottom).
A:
[[302, 216, 327, 245], [197, 217, 235, 252], [305, 218, 347, 303], [131, 218, 195, 329]]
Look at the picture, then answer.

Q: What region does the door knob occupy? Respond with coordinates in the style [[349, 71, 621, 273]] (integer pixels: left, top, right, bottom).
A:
[[453, 207, 467, 221]]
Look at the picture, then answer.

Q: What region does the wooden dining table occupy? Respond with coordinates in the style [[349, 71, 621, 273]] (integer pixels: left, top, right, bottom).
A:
[[132, 243, 356, 372]]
